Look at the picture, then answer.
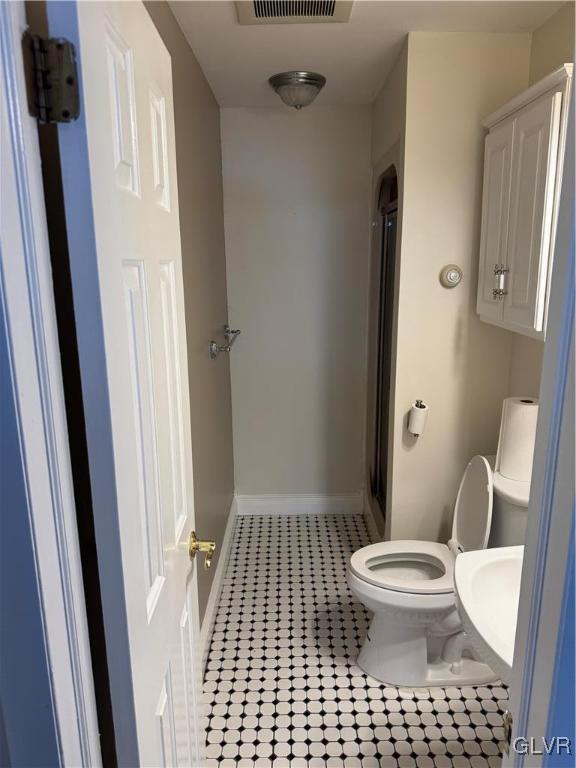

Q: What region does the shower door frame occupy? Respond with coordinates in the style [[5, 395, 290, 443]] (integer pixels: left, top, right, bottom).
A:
[[373, 199, 398, 519]]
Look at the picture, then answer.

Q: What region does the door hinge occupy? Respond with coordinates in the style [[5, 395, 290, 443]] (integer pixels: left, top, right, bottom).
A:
[[22, 32, 80, 124]]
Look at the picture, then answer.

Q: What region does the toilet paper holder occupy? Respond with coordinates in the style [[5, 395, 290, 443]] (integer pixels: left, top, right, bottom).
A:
[[408, 399, 428, 437]]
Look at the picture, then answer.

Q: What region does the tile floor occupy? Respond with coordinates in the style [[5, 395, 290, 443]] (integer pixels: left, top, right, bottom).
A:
[[203, 513, 508, 767]]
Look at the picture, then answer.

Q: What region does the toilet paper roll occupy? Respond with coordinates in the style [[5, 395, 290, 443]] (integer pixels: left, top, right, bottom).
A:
[[496, 397, 539, 482], [408, 400, 428, 436]]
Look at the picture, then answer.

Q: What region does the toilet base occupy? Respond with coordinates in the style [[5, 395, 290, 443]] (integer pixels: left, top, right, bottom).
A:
[[357, 615, 498, 687]]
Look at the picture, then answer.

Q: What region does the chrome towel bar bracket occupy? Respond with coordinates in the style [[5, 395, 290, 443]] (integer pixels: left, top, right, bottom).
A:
[[209, 324, 241, 359]]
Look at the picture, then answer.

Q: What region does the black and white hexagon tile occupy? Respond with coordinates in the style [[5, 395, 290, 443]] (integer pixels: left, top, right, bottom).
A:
[[202, 513, 508, 767]]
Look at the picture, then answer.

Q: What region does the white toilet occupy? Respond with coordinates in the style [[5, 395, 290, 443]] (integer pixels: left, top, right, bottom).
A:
[[348, 454, 526, 687]]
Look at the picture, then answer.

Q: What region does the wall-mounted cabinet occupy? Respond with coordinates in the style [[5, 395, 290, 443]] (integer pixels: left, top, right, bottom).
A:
[[477, 65, 572, 339]]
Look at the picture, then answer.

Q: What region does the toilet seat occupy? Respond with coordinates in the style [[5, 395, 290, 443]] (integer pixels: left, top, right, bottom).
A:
[[350, 540, 454, 594], [351, 456, 494, 596]]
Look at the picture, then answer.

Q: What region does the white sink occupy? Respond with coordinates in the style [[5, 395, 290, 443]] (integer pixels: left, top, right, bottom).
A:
[[454, 546, 524, 684]]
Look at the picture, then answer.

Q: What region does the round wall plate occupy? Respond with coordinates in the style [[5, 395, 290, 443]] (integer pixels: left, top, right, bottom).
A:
[[439, 264, 463, 288]]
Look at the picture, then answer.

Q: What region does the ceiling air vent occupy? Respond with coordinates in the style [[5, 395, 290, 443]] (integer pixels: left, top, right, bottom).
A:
[[236, 1, 353, 25]]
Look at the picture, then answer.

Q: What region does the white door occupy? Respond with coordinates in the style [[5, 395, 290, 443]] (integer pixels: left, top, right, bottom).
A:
[[47, 2, 204, 765], [503, 91, 562, 334], [476, 119, 514, 322]]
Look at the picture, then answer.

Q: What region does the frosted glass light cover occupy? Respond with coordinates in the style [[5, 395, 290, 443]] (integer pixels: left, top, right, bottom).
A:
[[269, 71, 326, 109], [276, 83, 320, 109]]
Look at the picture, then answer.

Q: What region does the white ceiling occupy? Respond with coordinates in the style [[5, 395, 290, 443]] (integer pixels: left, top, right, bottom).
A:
[[169, 1, 563, 107]]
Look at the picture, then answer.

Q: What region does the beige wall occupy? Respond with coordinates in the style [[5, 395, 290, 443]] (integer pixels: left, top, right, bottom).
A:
[[529, 2, 575, 84], [508, 336, 545, 397], [371, 44, 408, 167], [221, 106, 371, 495], [506, 1, 575, 399], [145, 3, 234, 619], [382, 33, 531, 541]]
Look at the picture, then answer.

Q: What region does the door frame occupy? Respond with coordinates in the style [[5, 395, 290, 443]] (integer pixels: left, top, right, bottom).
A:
[[0, 2, 101, 764], [505, 97, 574, 767], [2, 0, 574, 762]]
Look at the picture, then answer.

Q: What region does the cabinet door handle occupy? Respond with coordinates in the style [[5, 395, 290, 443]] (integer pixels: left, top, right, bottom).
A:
[[493, 264, 509, 299]]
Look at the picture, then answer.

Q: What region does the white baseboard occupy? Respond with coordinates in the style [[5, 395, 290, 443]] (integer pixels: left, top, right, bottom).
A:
[[362, 490, 382, 543], [199, 496, 237, 674], [235, 492, 364, 517]]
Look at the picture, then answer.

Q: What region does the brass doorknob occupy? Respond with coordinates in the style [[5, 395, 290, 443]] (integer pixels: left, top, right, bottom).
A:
[[188, 531, 216, 569]]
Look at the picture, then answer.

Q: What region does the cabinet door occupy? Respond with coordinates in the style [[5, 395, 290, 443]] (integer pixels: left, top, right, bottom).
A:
[[477, 120, 514, 321], [476, 121, 514, 320], [504, 91, 562, 334]]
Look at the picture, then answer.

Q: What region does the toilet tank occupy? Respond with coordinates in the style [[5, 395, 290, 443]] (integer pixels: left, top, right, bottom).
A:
[[483, 455, 530, 547], [489, 472, 530, 547]]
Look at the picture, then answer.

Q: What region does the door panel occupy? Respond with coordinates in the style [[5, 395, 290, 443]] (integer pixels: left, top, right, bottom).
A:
[[105, 23, 140, 195], [157, 259, 188, 543], [476, 119, 514, 321], [504, 92, 562, 333], [156, 671, 177, 767], [48, 2, 203, 764], [122, 260, 165, 617]]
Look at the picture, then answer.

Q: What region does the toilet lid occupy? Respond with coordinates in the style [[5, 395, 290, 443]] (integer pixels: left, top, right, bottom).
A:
[[451, 455, 493, 552]]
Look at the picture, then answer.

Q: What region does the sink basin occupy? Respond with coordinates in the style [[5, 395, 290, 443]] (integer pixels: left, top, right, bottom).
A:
[[454, 546, 524, 684]]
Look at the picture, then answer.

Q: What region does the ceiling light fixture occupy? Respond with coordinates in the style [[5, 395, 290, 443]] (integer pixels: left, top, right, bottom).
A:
[[268, 71, 326, 109]]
